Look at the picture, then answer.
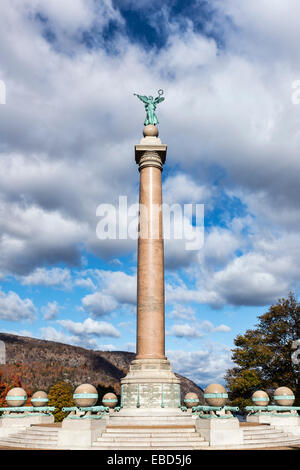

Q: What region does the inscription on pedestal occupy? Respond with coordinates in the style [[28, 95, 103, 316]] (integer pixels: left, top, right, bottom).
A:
[[121, 382, 181, 409]]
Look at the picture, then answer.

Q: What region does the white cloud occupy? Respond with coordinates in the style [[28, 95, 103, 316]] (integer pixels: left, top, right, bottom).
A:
[[163, 174, 210, 206], [42, 301, 60, 320], [57, 317, 120, 338], [0, 200, 88, 276], [40, 325, 100, 349], [0, 289, 37, 322], [118, 321, 132, 329], [79, 270, 137, 317], [74, 276, 96, 290], [98, 344, 117, 351], [167, 344, 233, 386], [168, 323, 202, 338], [93, 270, 137, 305], [2, 328, 36, 338], [204, 250, 292, 307], [41, 326, 71, 344], [199, 321, 231, 333], [40, 317, 120, 349], [23, 0, 123, 50], [212, 0, 300, 61], [157, 27, 218, 75], [215, 324, 231, 333], [167, 319, 231, 338], [60, 270, 138, 320], [203, 226, 243, 268], [166, 281, 220, 306], [81, 291, 118, 317], [168, 305, 196, 321], [21, 267, 71, 289]]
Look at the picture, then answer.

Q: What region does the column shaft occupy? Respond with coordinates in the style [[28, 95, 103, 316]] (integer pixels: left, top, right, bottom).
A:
[[136, 164, 166, 359]]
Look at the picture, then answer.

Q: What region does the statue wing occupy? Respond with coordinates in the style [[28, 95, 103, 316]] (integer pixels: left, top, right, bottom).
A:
[[136, 94, 149, 104], [154, 96, 165, 104]]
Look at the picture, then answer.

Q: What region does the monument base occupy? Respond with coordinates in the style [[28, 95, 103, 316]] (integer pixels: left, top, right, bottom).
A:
[[57, 416, 108, 448], [0, 414, 54, 439], [121, 358, 181, 409], [246, 414, 271, 424], [247, 413, 300, 435], [195, 417, 243, 447], [0, 414, 54, 427], [109, 407, 196, 426], [247, 414, 300, 425]]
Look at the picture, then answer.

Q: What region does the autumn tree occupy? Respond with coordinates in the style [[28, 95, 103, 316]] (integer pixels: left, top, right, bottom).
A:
[[0, 368, 23, 409], [48, 381, 74, 422], [225, 293, 300, 409]]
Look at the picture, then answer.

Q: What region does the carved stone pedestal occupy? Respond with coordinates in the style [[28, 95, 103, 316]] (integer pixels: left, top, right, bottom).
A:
[[195, 417, 243, 447], [57, 416, 108, 448], [121, 358, 181, 409]]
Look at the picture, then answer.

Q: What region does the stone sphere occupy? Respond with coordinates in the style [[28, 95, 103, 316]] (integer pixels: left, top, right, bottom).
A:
[[204, 384, 228, 407], [143, 124, 159, 137], [274, 387, 295, 406], [31, 391, 48, 407], [6, 387, 27, 407], [73, 384, 98, 407], [183, 392, 199, 408], [102, 392, 118, 409], [252, 390, 269, 406]]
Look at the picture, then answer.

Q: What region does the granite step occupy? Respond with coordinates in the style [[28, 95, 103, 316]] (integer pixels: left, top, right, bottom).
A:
[[106, 426, 195, 433], [5, 434, 58, 441], [239, 426, 300, 448], [92, 443, 209, 449], [0, 426, 59, 449], [95, 425, 208, 448], [243, 428, 279, 434], [243, 432, 290, 439], [103, 431, 200, 439], [98, 436, 205, 442], [92, 446, 207, 450], [28, 427, 58, 433], [22, 432, 58, 438], [0, 436, 58, 445], [241, 425, 275, 431], [243, 436, 300, 445], [108, 419, 196, 426], [0, 438, 58, 448], [228, 439, 300, 449], [95, 440, 196, 447]]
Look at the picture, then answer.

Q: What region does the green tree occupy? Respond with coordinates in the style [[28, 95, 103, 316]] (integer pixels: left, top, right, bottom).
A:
[[48, 381, 74, 422], [225, 293, 300, 410]]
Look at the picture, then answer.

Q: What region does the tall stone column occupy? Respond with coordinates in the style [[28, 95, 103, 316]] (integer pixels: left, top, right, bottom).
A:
[[136, 131, 166, 360], [121, 125, 181, 409]]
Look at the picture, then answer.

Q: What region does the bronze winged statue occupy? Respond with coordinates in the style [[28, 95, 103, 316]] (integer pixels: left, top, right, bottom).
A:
[[134, 89, 165, 125]]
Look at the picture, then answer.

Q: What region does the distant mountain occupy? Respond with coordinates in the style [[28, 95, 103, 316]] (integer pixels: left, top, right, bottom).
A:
[[0, 332, 204, 403]]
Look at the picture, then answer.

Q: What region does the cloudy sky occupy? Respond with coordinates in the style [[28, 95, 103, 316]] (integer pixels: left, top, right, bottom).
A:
[[0, 0, 300, 387]]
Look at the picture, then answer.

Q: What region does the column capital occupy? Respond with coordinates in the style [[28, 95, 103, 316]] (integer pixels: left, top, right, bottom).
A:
[[135, 144, 167, 171]]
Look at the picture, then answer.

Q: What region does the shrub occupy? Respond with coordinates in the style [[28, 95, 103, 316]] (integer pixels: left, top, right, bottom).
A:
[[48, 381, 74, 422]]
